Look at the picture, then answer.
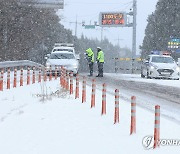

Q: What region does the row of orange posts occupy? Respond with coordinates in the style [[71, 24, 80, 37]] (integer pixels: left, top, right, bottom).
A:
[[59, 67, 160, 149], [0, 66, 61, 91], [0, 65, 160, 149]]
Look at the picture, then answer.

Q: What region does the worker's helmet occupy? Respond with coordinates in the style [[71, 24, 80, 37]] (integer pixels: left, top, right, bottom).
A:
[[97, 47, 101, 50]]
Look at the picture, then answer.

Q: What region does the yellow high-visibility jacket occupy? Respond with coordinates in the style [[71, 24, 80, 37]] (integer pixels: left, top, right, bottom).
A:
[[97, 50, 104, 63], [86, 48, 94, 62]]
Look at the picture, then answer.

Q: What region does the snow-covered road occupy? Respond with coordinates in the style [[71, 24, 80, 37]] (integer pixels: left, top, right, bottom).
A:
[[0, 77, 180, 154], [84, 73, 180, 124]]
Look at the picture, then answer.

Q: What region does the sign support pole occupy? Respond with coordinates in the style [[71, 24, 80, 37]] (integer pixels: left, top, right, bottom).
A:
[[132, 0, 137, 74]]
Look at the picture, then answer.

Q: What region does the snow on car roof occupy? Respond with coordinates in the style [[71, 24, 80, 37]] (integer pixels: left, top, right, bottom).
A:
[[51, 51, 74, 54], [53, 46, 74, 49]]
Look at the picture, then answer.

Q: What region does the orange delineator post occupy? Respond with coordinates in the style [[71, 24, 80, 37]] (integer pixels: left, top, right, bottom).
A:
[[130, 96, 136, 135], [64, 69, 68, 89], [75, 74, 79, 99], [0, 69, 3, 91], [44, 67, 47, 82], [62, 68, 65, 88], [82, 77, 86, 103], [49, 66, 52, 81], [91, 79, 96, 108], [59, 66, 63, 87], [65, 72, 69, 90], [64, 69, 67, 89], [32, 67, 35, 84], [13, 68, 17, 88], [27, 67, 30, 85], [60, 67, 63, 86], [114, 89, 120, 124], [153, 105, 160, 149], [7, 68, 10, 89], [59, 69, 61, 86], [69, 72, 73, 94], [55, 66, 57, 80], [20, 67, 23, 86], [38, 67, 41, 83], [62, 68, 66, 89], [101, 83, 106, 115]]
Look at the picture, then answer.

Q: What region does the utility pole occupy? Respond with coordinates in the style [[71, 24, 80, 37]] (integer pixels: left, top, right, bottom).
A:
[[115, 36, 123, 48], [101, 27, 103, 42], [132, 0, 137, 73], [69, 16, 82, 44], [75, 15, 77, 37], [69, 15, 79, 37]]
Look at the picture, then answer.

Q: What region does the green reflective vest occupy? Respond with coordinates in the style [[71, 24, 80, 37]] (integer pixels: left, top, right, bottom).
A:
[[86, 48, 94, 62], [97, 50, 104, 63]]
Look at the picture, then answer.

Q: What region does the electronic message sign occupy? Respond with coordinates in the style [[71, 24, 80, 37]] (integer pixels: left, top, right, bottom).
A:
[[99, 12, 127, 27]]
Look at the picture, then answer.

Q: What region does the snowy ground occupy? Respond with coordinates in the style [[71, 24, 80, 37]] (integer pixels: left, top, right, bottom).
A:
[[0, 77, 180, 154], [105, 73, 180, 88]]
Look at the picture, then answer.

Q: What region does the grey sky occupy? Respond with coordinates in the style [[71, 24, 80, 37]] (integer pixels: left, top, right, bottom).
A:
[[58, 0, 158, 54]]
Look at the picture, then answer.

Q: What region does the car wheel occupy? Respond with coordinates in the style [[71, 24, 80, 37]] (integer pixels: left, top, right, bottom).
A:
[[73, 72, 78, 77], [141, 73, 145, 78], [147, 71, 151, 79]]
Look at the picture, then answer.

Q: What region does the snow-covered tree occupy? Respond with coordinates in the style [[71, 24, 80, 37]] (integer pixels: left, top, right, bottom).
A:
[[141, 0, 180, 59]]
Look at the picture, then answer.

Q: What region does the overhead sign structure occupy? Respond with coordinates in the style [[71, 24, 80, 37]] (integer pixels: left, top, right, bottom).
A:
[[20, 0, 64, 9], [99, 12, 127, 27]]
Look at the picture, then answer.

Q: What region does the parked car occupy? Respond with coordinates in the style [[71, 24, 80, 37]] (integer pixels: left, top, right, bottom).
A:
[[141, 54, 180, 79], [46, 51, 79, 75]]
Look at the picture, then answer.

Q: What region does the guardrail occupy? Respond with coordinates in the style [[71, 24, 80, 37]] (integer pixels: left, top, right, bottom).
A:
[[0, 60, 44, 69]]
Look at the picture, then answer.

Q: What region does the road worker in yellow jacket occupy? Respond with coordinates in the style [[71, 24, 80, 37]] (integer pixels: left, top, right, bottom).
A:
[[96, 47, 104, 77], [85, 48, 94, 76]]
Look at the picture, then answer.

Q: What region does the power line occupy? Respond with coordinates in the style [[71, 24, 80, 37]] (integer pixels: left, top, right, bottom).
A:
[[63, 1, 133, 19]]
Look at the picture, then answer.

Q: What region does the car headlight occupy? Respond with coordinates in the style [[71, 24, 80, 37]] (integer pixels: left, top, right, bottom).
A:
[[150, 64, 158, 70], [150, 66, 155, 70], [72, 63, 78, 68], [46, 62, 51, 68], [176, 67, 180, 72], [173, 66, 180, 72]]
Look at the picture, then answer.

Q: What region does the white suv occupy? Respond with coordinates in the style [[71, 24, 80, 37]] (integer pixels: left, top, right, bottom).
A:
[[141, 54, 180, 79], [46, 51, 79, 75]]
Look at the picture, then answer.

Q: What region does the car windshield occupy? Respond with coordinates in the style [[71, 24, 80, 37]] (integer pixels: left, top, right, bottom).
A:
[[53, 49, 73, 52], [50, 53, 75, 59], [151, 56, 174, 63]]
